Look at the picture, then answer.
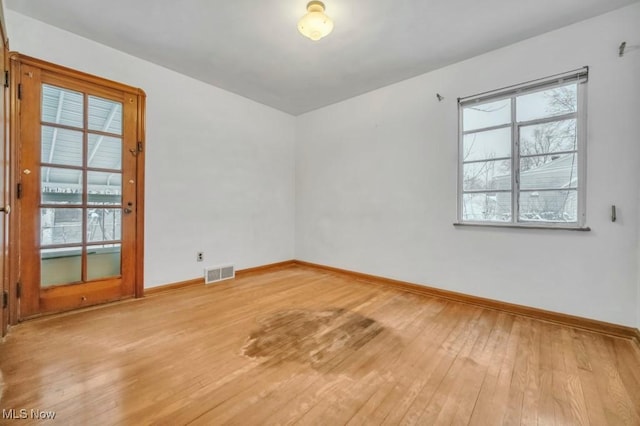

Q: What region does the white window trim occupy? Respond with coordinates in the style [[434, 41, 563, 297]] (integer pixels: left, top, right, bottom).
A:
[[456, 68, 590, 230]]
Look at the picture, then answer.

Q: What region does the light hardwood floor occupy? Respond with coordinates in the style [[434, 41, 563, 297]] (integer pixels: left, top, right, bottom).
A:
[[0, 265, 639, 425]]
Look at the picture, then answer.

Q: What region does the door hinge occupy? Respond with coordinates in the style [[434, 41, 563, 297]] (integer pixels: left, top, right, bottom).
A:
[[16, 282, 21, 299], [17, 183, 22, 199], [17, 83, 22, 100], [4, 70, 8, 88], [137, 141, 143, 152], [2, 291, 7, 309]]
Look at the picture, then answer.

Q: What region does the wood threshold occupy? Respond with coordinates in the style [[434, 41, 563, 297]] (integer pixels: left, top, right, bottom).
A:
[[144, 260, 296, 296], [293, 260, 640, 344]]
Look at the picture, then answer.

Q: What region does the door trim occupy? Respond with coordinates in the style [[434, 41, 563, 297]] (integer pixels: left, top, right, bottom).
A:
[[135, 94, 145, 298], [0, 6, 8, 337], [8, 53, 146, 323]]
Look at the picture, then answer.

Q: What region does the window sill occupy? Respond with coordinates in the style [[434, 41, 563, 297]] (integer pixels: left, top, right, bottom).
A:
[[453, 222, 591, 231]]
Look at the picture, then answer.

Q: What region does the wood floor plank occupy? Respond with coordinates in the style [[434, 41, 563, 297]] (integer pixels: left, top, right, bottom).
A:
[[610, 337, 640, 416], [420, 309, 500, 424], [234, 295, 447, 426], [558, 327, 591, 425], [584, 333, 640, 425], [469, 316, 523, 426], [344, 299, 456, 425], [282, 294, 432, 423], [517, 318, 542, 426], [0, 265, 638, 425], [465, 312, 516, 425], [274, 298, 458, 426], [393, 305, 487, 424], [189, 289, 417, 425], [122, 276, 381, 424], [574, 335, 610, 426], [377, 302, 476, 425]]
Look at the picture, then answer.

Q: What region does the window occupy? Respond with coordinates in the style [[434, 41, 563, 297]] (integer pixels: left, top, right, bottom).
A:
[[457, 68, 588, 229]]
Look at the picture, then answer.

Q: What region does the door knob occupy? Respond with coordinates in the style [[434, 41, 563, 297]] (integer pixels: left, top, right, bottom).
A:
[[0, 205, 10, 214]]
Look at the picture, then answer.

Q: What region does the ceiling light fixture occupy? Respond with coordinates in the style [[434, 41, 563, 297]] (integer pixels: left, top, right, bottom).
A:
[[297, 1, 334, 41]]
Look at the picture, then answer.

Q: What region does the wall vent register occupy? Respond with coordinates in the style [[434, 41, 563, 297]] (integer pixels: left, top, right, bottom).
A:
[[205, 265, 235, 284]]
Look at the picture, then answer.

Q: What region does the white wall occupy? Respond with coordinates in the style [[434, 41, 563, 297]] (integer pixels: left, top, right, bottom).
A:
[[296, 4, 640, 327], [6, 6, 640, 327], [6, 11, 296, 288]]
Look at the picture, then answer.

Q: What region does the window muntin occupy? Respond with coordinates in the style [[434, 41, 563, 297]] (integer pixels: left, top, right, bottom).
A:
[[458, 70, 587, 228]]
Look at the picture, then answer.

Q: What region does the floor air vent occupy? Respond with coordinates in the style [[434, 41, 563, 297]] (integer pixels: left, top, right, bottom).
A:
[[205, 264, 235, 284]]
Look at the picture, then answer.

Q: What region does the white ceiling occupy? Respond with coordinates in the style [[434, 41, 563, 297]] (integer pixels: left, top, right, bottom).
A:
[[5, 0, 637, 115]]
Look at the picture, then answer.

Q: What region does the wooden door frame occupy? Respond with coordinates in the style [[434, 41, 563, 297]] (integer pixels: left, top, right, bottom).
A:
[[0, 6, 9, 337], [7, 53, 146, 323]]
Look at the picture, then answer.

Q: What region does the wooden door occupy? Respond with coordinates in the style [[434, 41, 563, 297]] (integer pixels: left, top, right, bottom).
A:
[[11, 55, 145, 318]]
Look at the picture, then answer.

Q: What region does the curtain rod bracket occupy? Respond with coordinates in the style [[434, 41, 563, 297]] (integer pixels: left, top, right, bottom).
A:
[[619, 41, 626, 57]]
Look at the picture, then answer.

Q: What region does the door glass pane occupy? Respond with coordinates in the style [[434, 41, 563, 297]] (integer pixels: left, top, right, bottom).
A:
[[41, 247, 82, 287], [41, 208, 83, 246], [462, 192, 511, 222], [88, 96, 122, 135], [41, 126, 83, 167], [88, 134, 122, 170], [87, 208, 121, 242], [41, 85, 84, 128], [88, 172, 122, 205], [519, 190, 578, 222], [41, 167, 82, 205], [87, 244, 121, 280]]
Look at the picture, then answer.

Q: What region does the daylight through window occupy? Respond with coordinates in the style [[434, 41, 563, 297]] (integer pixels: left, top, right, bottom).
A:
[[458, 68, 588, 228]]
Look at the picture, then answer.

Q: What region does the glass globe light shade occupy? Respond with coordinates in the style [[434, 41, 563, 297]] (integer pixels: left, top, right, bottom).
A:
[[297, 1, 334, 41]]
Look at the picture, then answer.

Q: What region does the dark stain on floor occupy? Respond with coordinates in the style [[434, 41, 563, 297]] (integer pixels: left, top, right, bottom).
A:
[[242, 308, 384, 368]]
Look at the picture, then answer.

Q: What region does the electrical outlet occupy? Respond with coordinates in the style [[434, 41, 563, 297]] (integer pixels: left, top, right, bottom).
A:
[[197, 252, 204, 262]]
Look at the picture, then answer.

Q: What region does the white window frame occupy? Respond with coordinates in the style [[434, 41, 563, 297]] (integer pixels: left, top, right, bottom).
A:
[[456, 68, 589, 230]]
